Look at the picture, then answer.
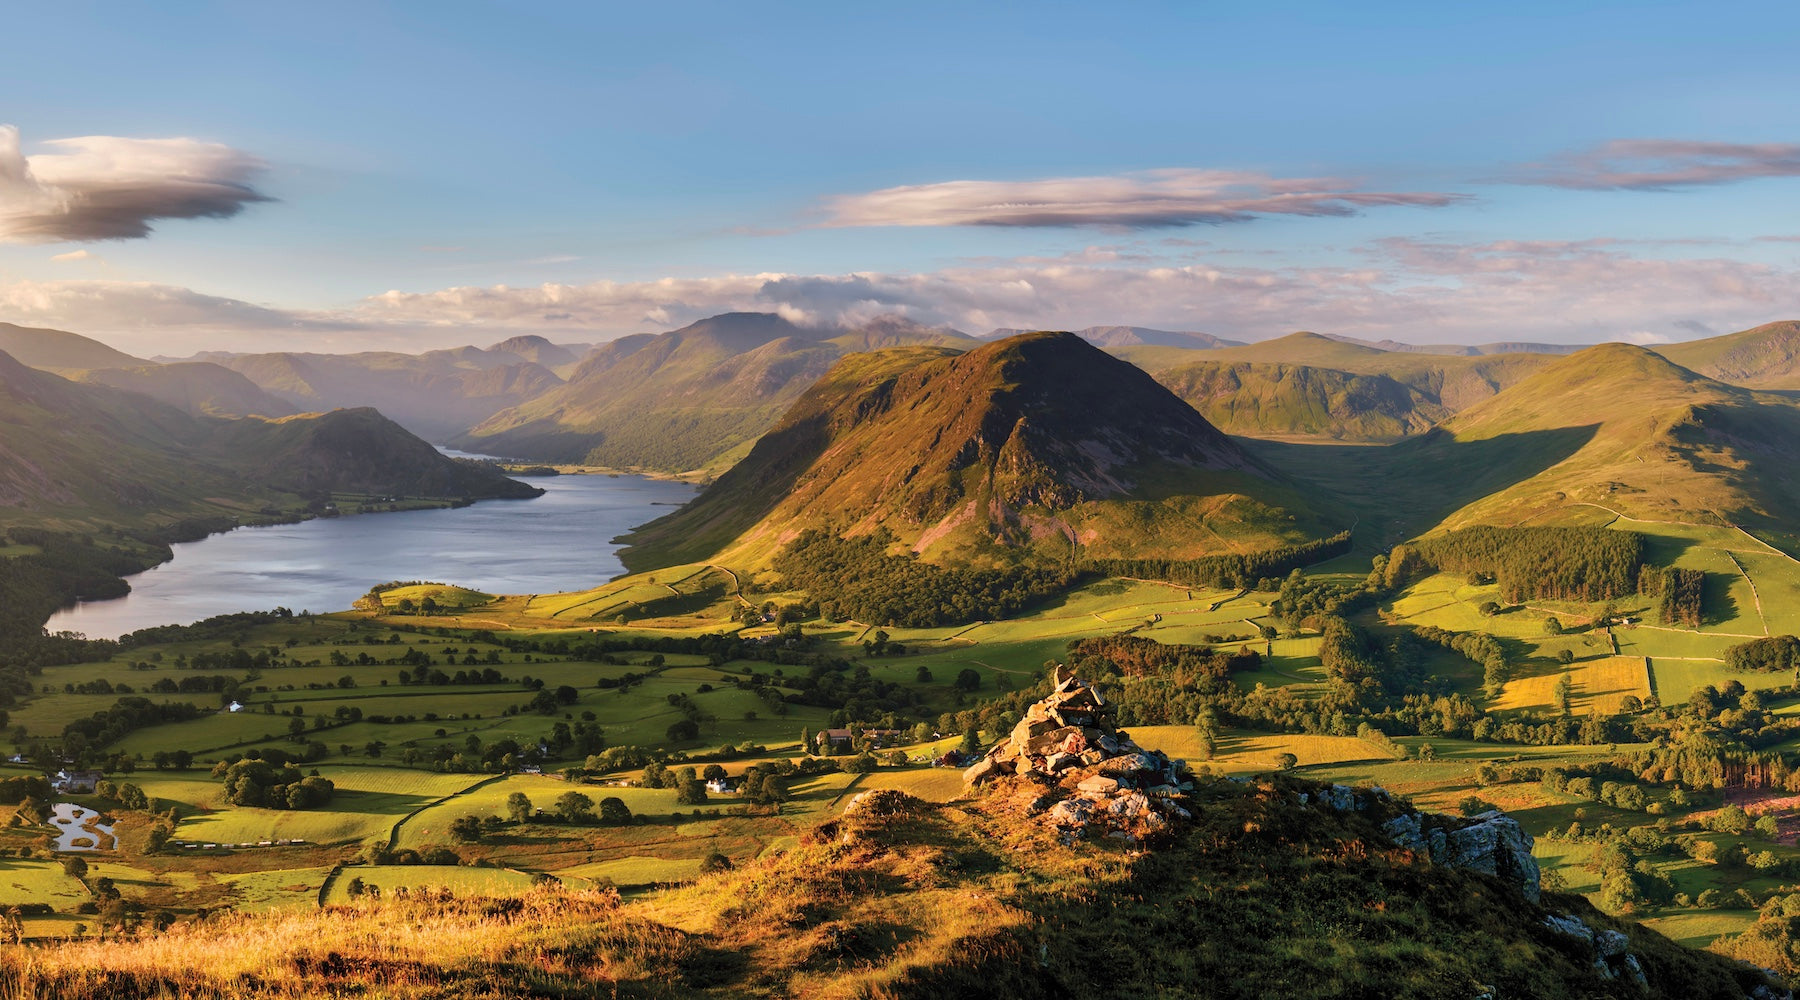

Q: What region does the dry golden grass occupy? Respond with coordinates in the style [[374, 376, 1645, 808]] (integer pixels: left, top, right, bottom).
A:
[[0, 886, 695, 1000], [1493, 655, 1650, 715]]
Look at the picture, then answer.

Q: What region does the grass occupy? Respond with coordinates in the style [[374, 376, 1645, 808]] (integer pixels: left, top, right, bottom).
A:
[[320, 864, 558, 903], [175, 767, 485, 846], [1492, 655, 1651, 715]]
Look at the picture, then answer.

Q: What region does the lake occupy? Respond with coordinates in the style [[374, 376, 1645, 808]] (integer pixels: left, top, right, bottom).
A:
[[45, 471, 697, 639]]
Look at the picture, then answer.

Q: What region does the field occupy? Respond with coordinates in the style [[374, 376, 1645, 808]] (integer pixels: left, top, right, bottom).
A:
[[1492, 655, 1652, 715], [7, 523, 1800, 964]]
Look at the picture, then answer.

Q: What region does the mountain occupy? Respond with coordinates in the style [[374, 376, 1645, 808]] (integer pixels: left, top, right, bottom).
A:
[[0, 322, 147, 372], [1320, 332, 1590, 356], [1152, 361, 1445, 441], [74, 362, 299, 418], [0, 349, 537, 531], [989, 324, 1242, 349], [1653, 320, 1800, 389], [207, 348, 566, 442], [1361, 344, 1800, 540], [455, 312, 978, 473], [1117, 332, 1557, 441], [619, 331, 1337, 571], [485, 334, 581, 372]]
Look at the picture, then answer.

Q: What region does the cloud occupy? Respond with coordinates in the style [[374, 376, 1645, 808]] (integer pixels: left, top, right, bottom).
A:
[[0, 124, 270, 242], [8, 236, 1799, 355], [49, 249, 94, 263], [822, 168, 1464, 229], [1517, 139, 1800, 191]]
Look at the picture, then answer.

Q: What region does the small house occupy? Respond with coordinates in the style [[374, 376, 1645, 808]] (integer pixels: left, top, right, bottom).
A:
[[54, 769, 103, 794], [815, 728, 906, 755]]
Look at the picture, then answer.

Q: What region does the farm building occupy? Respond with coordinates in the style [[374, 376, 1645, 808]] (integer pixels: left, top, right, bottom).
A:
[[815, 728, 907, 754]]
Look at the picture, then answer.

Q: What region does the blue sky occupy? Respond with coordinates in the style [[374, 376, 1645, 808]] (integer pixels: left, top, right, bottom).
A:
[[5, 1, 1800, 354]]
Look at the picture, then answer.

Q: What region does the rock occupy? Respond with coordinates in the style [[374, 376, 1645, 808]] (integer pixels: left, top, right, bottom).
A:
[[1078, 776, 1122, 795], [1326, 784, 1356, 812], [1595, 929, 1629, 958], [963, 759, 1000, 785], [1442, 812, 1541, 904], [1543, 914, 1595, 945]]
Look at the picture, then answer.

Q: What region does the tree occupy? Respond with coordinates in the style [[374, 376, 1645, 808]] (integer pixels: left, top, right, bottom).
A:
[[598, 796, 632, 825], [449, 814, 484, 843], [1273, 752, 1298, 771], [61, 856, 87, 879], [675, 777, 708, 805], [799, 727, 812, 756], [506, 791, 533, 824], [960, 726, 982, 757], [554, 790, 594, 823], [953, 669, 981, 692], [702, 763, 728, 784], [1543, 616, 1564, 636], [665, 719, 699, 743], [700, 850, 733, 874], [1553, 674, 1573, 714], [914, 665, 934, 683]]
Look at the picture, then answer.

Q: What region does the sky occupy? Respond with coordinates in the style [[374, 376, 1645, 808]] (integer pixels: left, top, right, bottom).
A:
[[5, 1, 1800, 355]]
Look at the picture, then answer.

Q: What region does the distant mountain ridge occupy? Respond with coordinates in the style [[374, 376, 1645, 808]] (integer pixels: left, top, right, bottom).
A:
[[455, 312, 978, 472], [987, 325, 1243, 349]]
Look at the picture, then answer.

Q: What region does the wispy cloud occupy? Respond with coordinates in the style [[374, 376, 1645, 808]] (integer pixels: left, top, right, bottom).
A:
[[822, 168, 1463, 229], [1517, 139, 1800, 191], [0, 124, 270, 242], [49, 248, 95, 263]]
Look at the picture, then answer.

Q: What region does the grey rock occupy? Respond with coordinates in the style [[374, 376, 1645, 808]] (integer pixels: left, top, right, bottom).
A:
[[1441, 812, 1541, 904], [1543, 913, 1594, 945], [963, 759, 999, 785], [1078, 776, 1122, 795], [1595, 929, 1629, 958]]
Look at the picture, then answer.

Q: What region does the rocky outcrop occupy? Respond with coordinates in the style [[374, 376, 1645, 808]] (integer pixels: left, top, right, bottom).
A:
[[966, 667, 1195, 844], [1381, 808, 1542, 903], [1542, 913, 1648, 988]]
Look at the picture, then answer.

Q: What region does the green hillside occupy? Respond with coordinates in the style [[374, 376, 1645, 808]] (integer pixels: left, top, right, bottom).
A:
[[620, 332, 1338, 572], [454, 312, 977, 473], [1154, 360, 1446, 441]]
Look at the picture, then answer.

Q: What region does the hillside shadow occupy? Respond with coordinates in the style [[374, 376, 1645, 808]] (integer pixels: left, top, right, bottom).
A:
[[1241, 425, 1600, 551]]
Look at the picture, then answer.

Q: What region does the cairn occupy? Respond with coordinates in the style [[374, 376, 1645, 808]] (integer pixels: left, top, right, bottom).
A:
[[964, 665, 1194, 843]]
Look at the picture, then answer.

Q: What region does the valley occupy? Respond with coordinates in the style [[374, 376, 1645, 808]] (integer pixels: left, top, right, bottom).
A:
[[9, 317, 1800, 994]]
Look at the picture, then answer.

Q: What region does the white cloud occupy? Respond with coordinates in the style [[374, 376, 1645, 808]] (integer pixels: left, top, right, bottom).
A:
[[0, 124, 270, 243], [49, 249, 94, 263], [6, 238, 1799, 355], [823, 168, 1464, 229]]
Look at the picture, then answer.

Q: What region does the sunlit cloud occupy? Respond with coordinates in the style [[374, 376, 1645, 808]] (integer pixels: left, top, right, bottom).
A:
[[7, 237, 1796, 356], [0, 124, 270, 242], [822, 168, 1464, 229], [49, 249, 95, 263], [1517, 139, 1800, 191]]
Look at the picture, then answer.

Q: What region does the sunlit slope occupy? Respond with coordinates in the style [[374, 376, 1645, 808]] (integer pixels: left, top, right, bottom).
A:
[[1653, 319, 1800, 389], [455, 312, 976, 473], [1396, 343, 1800, 536], [620, 332, 1338, 571]]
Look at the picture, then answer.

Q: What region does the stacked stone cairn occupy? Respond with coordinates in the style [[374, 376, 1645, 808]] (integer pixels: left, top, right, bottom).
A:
[[964, 665, 1193, 844]]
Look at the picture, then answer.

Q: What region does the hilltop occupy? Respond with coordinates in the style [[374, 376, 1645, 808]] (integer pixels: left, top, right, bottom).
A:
[[1, 770, 1779, 999], [619, 331, 1335, 571], [455, 312, 978, 473]]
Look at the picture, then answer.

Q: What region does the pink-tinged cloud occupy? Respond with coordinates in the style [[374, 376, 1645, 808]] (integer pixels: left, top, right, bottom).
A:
[[1518, 139, 1800, 191], [0, 125, 270, 242], [822, 168, 1464, 229], [10, 237, 1799, 356]]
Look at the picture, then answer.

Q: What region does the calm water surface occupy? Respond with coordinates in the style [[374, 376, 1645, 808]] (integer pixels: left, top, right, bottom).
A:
[[46, 471, 696, 639]]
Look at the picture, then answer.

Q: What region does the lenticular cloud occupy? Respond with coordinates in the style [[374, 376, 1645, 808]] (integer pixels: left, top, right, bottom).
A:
[[0, 124, 270, 243]]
